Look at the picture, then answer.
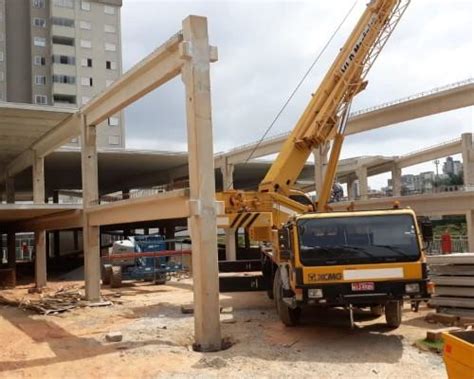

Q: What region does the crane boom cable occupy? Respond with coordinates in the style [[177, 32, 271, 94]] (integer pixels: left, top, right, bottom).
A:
[[225, 0, 358, 191]]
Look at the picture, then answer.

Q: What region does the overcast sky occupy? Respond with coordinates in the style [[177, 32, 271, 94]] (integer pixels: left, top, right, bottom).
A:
[[120, 0, 473, 189]]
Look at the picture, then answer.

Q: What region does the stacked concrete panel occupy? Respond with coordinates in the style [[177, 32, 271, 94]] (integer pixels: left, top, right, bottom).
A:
[[428, 253, 474, 317]]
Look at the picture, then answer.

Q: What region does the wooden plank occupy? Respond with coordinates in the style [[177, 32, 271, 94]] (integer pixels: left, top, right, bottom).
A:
[[435, 286, 474, 297], [427, 253, 474, 265], [430, 276, 474, 286], [430, 297, 474, 309], [430, 264, 474, 276]]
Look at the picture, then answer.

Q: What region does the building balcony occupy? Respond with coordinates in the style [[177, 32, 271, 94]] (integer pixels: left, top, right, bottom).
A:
[[52, 82, 77, 96], [51, 25, 75, 39]]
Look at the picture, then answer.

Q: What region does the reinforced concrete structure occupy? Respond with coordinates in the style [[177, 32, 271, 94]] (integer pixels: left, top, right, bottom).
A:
[[0, 0, 124, 148]]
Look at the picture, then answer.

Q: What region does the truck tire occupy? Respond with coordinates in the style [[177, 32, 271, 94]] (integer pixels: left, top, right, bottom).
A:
[[370, 305, 384, 317], [102, 264, 112, 285], [273, 269, 301, 326], [385, 300, 402, 328], [110, 266, 122, 288]]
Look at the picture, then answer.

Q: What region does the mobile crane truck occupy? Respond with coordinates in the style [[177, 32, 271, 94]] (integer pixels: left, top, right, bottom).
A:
[[217, 0, 431, 327]]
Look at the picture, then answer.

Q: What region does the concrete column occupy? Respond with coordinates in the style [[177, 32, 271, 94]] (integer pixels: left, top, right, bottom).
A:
[[5, 175, 14, 204], [461, 133, 474, 188], [164, 222, 175, 250], [347, 176, 355, 200], [52, 191, 60, 258], [182, 16, 221, 351], [467, 210, 474, 253], [33, 155, 45, 204], [81, 115, 101, 302], [391, 164, 402, 197], [313, 143, 329, 198], [7, 232, 15, 268], [224, 228, 236, 261], [35, 230, 47, 288], [356, 166, 368, 200], [221, 162, 234, 190]]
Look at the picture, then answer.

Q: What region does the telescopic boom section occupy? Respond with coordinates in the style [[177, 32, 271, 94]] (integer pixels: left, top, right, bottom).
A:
[[258, 0, 410, 204]]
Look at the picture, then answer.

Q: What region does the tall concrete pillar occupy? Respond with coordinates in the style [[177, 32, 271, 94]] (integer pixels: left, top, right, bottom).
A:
[[356, 166, 368, 200], [313, 143, 329, 198], [52, 191, 60, 258], [33, 155, 45, 204], [224, 228, 236, 261], [461, 133, 474, 188], [467, 210, 474, 253], [221, 162, 234, 190], [391, 164, 402, 197], [35, 230, 47, 288], [5, 175, 14, 204]]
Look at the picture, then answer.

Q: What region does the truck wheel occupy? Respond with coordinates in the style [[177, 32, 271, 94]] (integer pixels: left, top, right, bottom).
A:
[[273, 269, 301, 326], [110, 266, 122, 288], [101, 264, 112, 285], [385, 300, 402, 328], [370, 305, 384, 317]]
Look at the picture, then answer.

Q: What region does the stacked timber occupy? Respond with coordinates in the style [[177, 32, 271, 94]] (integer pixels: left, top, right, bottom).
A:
[[428, 253, 474, 317]]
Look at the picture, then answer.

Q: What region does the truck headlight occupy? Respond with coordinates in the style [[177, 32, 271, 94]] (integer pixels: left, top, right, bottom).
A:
[[308, 288, 323, 298], [405, 283, 420, 293]]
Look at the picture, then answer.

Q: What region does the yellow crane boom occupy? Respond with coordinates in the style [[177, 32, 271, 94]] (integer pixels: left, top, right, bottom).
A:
[[259, 0, 410, 211]]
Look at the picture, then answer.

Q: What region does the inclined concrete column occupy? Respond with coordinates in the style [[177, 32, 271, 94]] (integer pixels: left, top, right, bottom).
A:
[[466, 210, 474, 252], [461, 133, 474, 188], [313, 144, 329, 198], [356, 166, 368, 200], [35, 230, 47, 288], [391, 164, 402, 197], [5, 175, 14, 203], [224, 228, 236, 261], [221, 162, 234, 190]]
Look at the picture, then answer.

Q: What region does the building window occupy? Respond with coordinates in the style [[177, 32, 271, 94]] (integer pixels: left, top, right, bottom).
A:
[[81, 96, 91, 104], [104, 5, 115, 15], [33, 18, 47, 28], [104, 43, 116, 52], [81, 58, 93, 67], [106, 79, 114, 87], [53, 0, 74, 8], [52, 17, 74, 28], [53, 74, 76, 84], [35, 75, 46, 85], [52, 55, 76, 65], [80, 21, 92, 30], [33, 0, 45, 8], [34, 37, 46, 47], [108, 117, 119, 126], [81, 1, 91, 11], [104, 24, 116, 33], [34, 56, 46, 66], [35, 95, 48, 105], [81, 77, 93, 86], [108, 136, 120, 145], [52, 36, 75, 46], [80, 39, 92, 49], [0, 51, 3, 62], [53, 94, 76, 104], [106, 60, 117, 70]]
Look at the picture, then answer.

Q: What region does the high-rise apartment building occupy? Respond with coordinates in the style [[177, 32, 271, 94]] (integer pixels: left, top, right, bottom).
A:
[[0, 0, 124, 148]]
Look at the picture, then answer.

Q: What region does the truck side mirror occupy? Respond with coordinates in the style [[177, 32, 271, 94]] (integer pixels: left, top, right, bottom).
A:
[[278, 228, 292, 260], [418, 218, 433, 242]]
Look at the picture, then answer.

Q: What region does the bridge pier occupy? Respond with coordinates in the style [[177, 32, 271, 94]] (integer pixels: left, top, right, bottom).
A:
[[313, 144, 329, 198], [391, 164, 402, 196], [462, 133, 474, 188], [356, 166, 368, 200]]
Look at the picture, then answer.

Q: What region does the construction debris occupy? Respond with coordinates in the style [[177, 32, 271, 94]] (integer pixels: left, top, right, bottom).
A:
[[427, 253, 474, 317], [0, 286, 111, 315], [426, 327, 460, 342], [105, 331, 123, 342]]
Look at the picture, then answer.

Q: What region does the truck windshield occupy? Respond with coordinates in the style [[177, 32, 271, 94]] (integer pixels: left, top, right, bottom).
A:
[[297, 214, 420, 266]]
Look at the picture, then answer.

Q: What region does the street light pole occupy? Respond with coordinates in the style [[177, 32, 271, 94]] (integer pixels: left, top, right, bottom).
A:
[[434, 159, 440, 189]]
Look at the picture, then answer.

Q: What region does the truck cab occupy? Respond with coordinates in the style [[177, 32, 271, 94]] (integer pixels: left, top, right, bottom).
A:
[[271, 209, 430, 327]]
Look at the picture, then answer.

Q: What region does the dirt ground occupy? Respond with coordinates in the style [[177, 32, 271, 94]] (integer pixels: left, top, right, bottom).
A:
[[0, 279, 447, 378]]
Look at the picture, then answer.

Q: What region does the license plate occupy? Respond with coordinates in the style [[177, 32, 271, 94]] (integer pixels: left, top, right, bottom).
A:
[[351, 282, 374, 291]]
